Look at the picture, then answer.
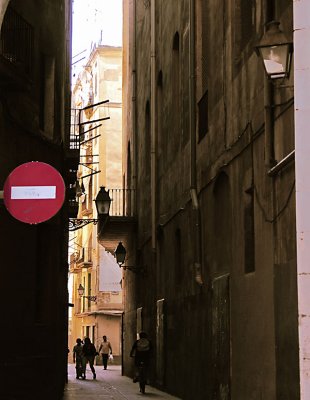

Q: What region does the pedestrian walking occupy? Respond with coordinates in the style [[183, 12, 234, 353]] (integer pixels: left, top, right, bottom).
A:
[[82, 337, 98, 380], [72, 338, 83, 379], [98, 335, 112, 370]]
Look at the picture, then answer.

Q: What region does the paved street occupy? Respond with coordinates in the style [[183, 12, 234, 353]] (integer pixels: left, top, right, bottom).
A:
[[63, 363, 181, 400]]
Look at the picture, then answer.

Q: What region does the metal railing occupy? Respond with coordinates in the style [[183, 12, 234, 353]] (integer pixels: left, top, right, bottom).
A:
[[78, 247, 92, 264], [0, 7, 33, 75], [69, 109, 80, 150], [109, 188, 135, 217]]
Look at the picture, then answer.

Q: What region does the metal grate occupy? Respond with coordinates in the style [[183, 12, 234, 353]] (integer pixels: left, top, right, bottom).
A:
[[0, 7, 34, 75]]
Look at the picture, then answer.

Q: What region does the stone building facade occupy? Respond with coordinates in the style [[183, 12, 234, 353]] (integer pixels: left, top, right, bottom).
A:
[[122, 0, 297, 399], [0, 0, 75, 399], [69, 44, 123, 362]]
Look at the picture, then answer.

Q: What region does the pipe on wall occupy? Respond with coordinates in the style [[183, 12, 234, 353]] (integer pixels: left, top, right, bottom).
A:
[[150, 0, 156, 251], [132, 0, 137, 216], [263, 1, 275, 167], [189, 0, 203, 285]]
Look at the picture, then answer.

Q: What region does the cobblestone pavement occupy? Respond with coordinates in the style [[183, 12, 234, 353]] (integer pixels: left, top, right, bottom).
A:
[[63, 363, 181, 400]]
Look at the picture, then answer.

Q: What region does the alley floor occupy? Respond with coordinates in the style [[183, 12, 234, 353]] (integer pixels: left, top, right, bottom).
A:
[[63, 363, 181, 400]]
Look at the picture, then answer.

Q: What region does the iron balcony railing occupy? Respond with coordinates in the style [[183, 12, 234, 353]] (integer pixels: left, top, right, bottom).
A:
[[77, 247, 92, 264], [109, 188, 135, 217], [69, 109, 80, 150], [0, 6, 34, 76]]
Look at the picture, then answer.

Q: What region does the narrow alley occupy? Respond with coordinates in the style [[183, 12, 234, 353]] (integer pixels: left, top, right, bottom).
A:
[[63, 364, 181, 400]]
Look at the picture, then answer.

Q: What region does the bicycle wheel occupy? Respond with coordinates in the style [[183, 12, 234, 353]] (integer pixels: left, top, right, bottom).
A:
[[139, 381, 145, 394], [139, 363, 146, 394]]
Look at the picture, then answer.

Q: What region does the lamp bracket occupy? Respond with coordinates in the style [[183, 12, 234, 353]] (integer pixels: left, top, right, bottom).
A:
[[80, 170, 101, 179], [69, 218, 99, 231], [82, 295, 97, 302], [120, 265, 145, 274]]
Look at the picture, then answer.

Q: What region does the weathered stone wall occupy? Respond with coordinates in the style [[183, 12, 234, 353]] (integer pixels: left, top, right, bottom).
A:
[[0, 1, 72, 399], [123, 0, 297, 399]]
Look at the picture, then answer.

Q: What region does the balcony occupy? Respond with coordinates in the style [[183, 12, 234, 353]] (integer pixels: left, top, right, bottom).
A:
[[65, 109, 80, 218], [69, 247, 93, 272], [97, 188, 136, 252]]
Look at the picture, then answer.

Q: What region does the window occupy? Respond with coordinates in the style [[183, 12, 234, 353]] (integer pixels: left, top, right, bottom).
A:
[[85, 326, 90, 338], [198, 91, 208, 141], [240, 0, 255, 49], [87, 273, 92, 309], [214, 173, 232, 274], [182, 29, 190, 146], [175, 229, 182, 284], [1, 6, 34, 75], [233, 0, 256, 70], [157, 71, 163, 165], [82, 276, 86, 312], [144, 101, 151, 177], [244, 187, 255, 273]]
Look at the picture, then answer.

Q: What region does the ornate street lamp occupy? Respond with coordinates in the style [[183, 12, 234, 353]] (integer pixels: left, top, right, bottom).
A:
[[114, 242, 143, 273], [255, 21, 293, 79], [77, 283, 85, 297], [69, 186, 111, 231], [94, 186, 111, 217], [114, 242, 127, 266], [77, 283, 97, 302]]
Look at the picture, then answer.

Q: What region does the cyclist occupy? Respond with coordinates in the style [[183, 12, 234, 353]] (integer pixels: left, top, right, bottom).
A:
[[130, 331, 152, 392]]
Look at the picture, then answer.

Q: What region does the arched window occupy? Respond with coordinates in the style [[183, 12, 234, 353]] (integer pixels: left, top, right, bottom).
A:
[[174, 228, 183, 284], [173, 31, 179, 51], [244, 185, 255, 273], [171, 32, 180, 158], [157, 70, 163, 164], [145, 100, 151, 180], [213, 172, 232, 273]]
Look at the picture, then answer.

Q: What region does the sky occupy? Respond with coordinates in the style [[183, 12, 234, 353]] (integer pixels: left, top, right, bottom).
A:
[[69, 1, 122, 306], [72, 0, 122, 75]]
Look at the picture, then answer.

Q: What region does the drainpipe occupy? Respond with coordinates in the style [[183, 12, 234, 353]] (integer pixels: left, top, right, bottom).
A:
[[294, 0, 310, 398], [151, 0, 156, 252], [132, 0, 137, 217], [189, 0, 203, 285], [264, 1, 275, 167]]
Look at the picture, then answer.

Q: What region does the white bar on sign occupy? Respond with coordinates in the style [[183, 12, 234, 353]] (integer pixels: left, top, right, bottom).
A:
[[11, 186, 56, 199]]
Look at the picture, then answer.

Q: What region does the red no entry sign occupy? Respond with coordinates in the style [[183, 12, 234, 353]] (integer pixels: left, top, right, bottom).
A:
[[3, 162, 65, 224]]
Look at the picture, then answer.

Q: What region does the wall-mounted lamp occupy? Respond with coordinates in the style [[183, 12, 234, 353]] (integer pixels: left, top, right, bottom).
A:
[[77, 283, 97, 302], [255, 21, 293, 80], [114, 242, 144, 273], [69, 186, 111, 231], [94, 186, 111, 216]]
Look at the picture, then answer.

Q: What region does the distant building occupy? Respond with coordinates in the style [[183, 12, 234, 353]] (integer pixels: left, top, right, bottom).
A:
[[69, 44, 123, 362]]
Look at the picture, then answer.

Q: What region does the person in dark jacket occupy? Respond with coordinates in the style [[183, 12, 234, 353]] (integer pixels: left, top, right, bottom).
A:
[[73, 338, 83, 379], [82, 337, 98, 380], [130, 332, 152, 382]]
